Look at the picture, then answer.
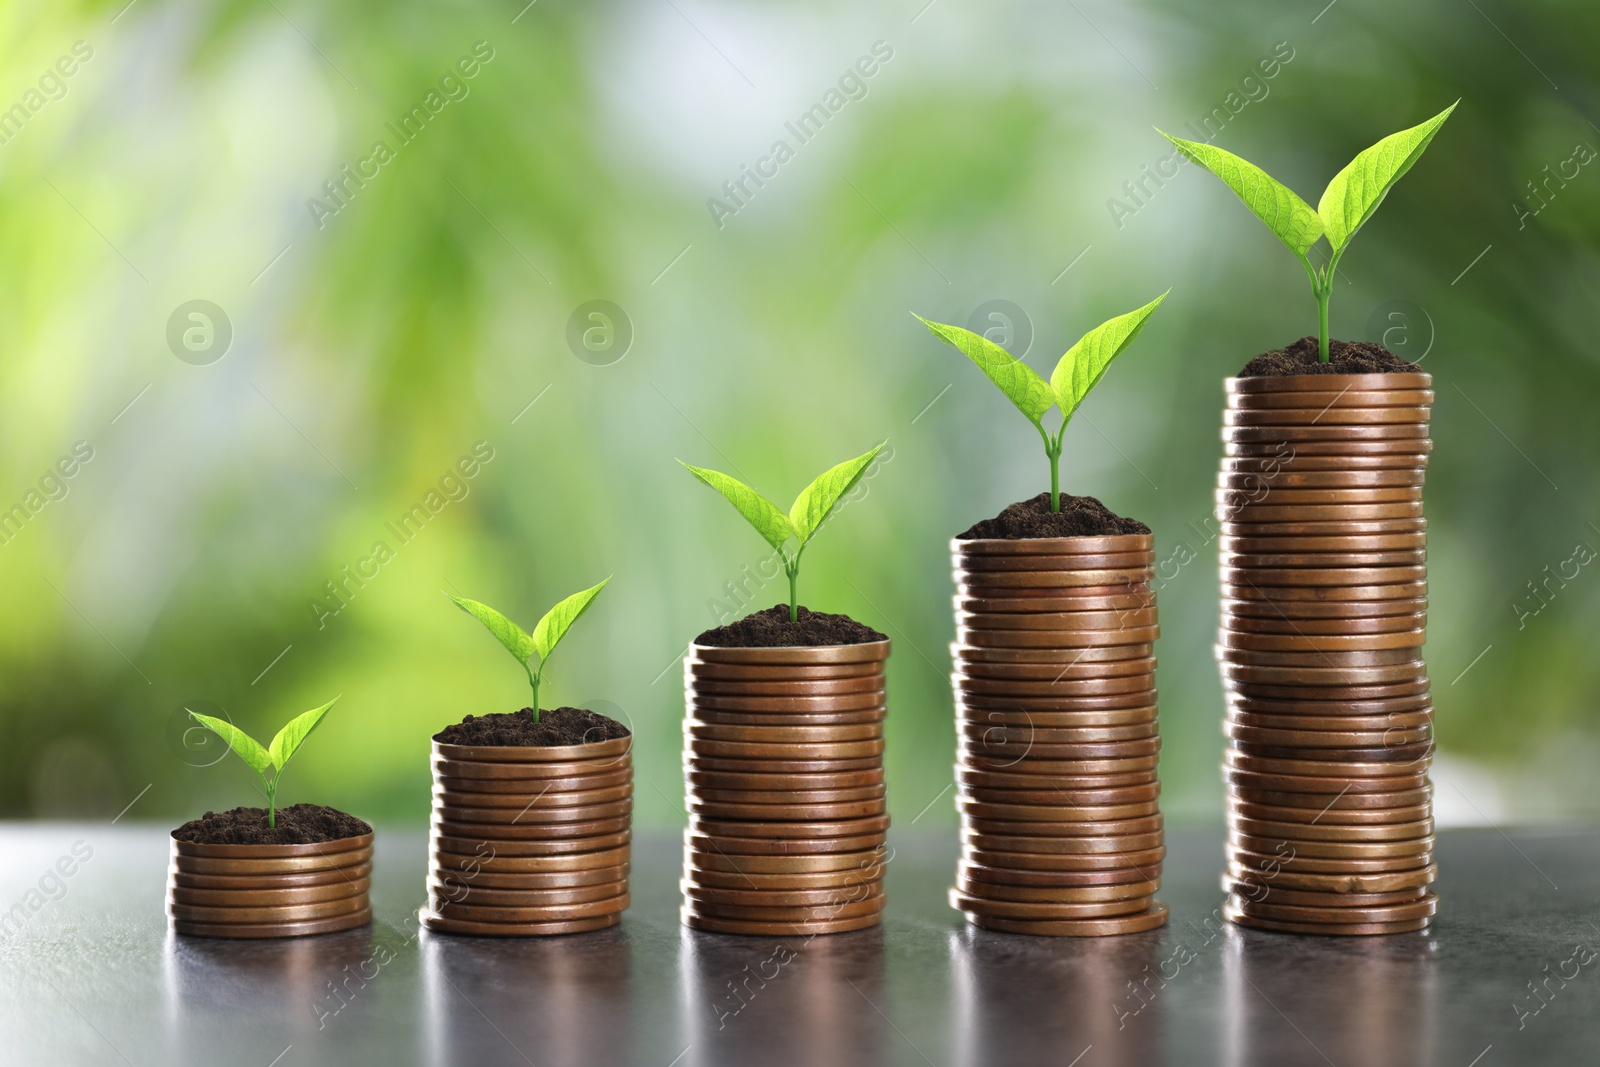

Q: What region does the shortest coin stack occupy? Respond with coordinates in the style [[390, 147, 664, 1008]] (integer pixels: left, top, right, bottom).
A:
[[681, 640, 892, 936], [949, 534, 1169, 937], [422, 736, 632, 936], [168, 833, 373, 939]]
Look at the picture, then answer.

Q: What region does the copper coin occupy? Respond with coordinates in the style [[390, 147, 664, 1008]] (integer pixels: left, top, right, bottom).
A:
[[1224, 723, 1430, 748], [429, 893, 629, 924], [435, 770, 631, 796], [685, 833, 885, 857], [958, 799, 1159, 823], [1224, 768, 1429, 795], [958, 858, 1161, 886], [958, 568, 1156, 591], [686, 738, 885, 761], [170, 848, 374, 876], [1230, 785, 1431, 810], [1221, 515, 1425, 535], [689, 641, 890, 666], [688, 799, 888, 822], [686, 659, 882, 681], [685, 722, 883, 745], [961, 832, 1165, 857], [1230, 801, 1430, 826], [433, 815, 630, 840], [958, 782, 1160, 805], [1225, 438, 1432, 458], [1217, 467, 1427, 488], [962, 847, 1166, 873], [170, 833, 373, 860], [689, 813, 890, 839], [1221, 876, 1424, 909], [950, 889, 1151, 920], [1221, 599, 1427, 623], [1228, 814, 1433, 841], [1223, 451, 1430, 472], [966, 816, 1163, 841], [681, 910, 882, 936], [689, 710, 887, 729], [1221, 563, 1428, 587], [685, 866, 884, 891], [687, 769, 884, 791], [168, 880, 371, 908], [953, 608, 1159, 632], [685, 848, 885, 874], [1224, 752, 1431, 779], [683, 894, 883, 922], [435, 800, 633, 826], [1224, 861, 1435, 893], [688, 675, 886, 696], [956, 555, 1154, 576], [433, 784, 631, 808], [421, 910, 621, 937], [1225, 909, 1429, 936], [952, 641, 1154, 663], [956, 767, 1156, 791], [433, 736, 631, 764], [1231, 743, 1433, 767], [432, 830, 630, 857], [1224, 373, 1431, 395], [688, 756, 882, 775], [1219, 490, 1424, 515], [958, 691, 1158, 712], [1224, 680, 1431, 703], [1219, 645, 1420, 668], [1222, 580, 1427, 603], [965, 901, 1168, 937], [1218, 631, 1425, 654], [689, 691, 887, 713], [169, 862, 374, 891], [1224, 404, 1430, 426], [433, 756, 630, 781], [1229, 891, 1436, 924], [431, 880, 626, 909], [954, 534, 1155, 556], [959, 735, 1161, 759], [961, 723, 1158, 746], [1221, 533, 1428, 554], [1228, 847, 1430, 874], [960, 708, 1158, 730], [168, 897, 364, 929], [954, 657, 1157, 681], [956, 597, 1156, 621], [954, 674, 1155, 698], [958, 626, 1160, 650], [1220, 663, 1427, 688], [682, 883, 884, 909], [1228, 833, 1433, 860], [956, 877, 1158, 904], [1220, 613, 1426, 637], [173, 908, 372, 940], [962, 754, 1159, 777], [441, 844, 633, 870], [428, 867, 627, 892], [1222, 551, 1427, 570], [691, 785, 885, 805], [960, 581, 1152, 601]]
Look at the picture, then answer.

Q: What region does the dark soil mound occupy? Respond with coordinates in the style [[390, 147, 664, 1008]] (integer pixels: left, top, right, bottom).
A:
[[1239, 336, 1420, 377], [434, 706, 631, 747], [960, 493, 1149, 540], [696, 604, 886, 648], [172, 804, 370, 845]]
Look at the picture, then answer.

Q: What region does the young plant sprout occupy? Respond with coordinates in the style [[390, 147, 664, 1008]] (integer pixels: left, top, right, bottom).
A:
[[188, 698, 339, 829], [916, 294, 1167, 512], [1158, 102, 1456, 361], [682, 445, 886, 622], [446, 578, 609, 721]]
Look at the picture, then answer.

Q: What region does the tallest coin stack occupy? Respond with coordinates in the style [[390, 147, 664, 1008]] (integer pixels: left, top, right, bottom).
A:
[[1216, 370, 1437, 935]]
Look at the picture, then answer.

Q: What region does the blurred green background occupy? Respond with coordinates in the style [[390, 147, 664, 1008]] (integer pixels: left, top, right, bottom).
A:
[[2, 0, 1596, 830]]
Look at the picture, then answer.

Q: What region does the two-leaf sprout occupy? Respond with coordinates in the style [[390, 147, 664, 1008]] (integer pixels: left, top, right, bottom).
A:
[[682, 445, 886, 622], [446, 578, 609, 721], [188, 699, 339, 828], [916, 294, 1167, 512], [1158, 102, 1456, 362]]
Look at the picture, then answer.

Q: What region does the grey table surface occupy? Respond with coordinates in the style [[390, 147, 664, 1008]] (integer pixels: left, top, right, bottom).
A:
[[2, 825, 1597, 1067]]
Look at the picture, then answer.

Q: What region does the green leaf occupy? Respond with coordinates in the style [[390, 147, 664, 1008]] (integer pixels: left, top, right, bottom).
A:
[[681, 462, 795, 550], [187, 711, 272, 776], [268, 697, 338, 772], [1317, 102, 1457, 251], [914, 314, 1054, 424], [788, 444, 886, 545], [1051, 292, 1168, 420], [447, 593, 537, 664], [1157, 129, 1324, 258], [531, 577, 610, 661]]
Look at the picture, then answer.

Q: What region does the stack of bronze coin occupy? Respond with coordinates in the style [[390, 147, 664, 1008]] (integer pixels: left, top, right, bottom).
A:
[[949, 534, 1169, 936], [1216, 371, 1437, 935], [421, 735, 632, 936], [681, 641, 892, 935], [168, 832, 373, 938]]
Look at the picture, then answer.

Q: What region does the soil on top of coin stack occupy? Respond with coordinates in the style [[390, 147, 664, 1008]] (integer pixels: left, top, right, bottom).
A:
[[959, 492, 1150, 540], [696, 604, 887, 647], [434, 706, 631, 746], [172, 803, 371, 845], [1239, 336, 1420, 377]]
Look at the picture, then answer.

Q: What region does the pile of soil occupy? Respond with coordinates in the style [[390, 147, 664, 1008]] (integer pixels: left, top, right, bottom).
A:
[[434, 706, 631, 747], [696, 604, 887, 648], [1239, 336, 1420, 377], [960, 493, 1150, 540], [172, 804, 371, 845]]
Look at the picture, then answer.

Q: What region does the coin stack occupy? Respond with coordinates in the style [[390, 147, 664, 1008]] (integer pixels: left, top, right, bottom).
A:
[[168, 832, 373, 939], [422, 736, 632, 936], [1216, 371, 1437, 935], [681, 641, 892, 936], [949, 534, 1170, 936]]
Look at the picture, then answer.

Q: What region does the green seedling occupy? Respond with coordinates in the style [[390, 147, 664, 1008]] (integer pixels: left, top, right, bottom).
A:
[[1159, 103, 1456, 361], [188, 698, 339, 828], [446, 579, 610, 720], [682, 445, 886, 622], [916, 294, 1167, 511]]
